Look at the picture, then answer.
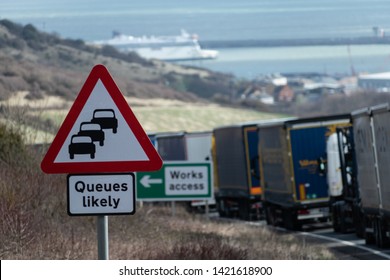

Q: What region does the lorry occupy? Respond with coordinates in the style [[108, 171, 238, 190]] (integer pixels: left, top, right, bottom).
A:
[[258, 115, 350, 230], [212, 122, 263, 220], [327, 125, 364, 236], [184, 131, 215, 211], [155, 132, 187, 161], [154, 131, 212, 162], [351, 104, 390, 247], [185, 131, 213, 162]]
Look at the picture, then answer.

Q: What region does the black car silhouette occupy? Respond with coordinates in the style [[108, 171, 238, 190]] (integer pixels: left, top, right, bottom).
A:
[[68, 135, 96, 159], [91, 109, 118, 134], [77, 122, 105, 146]]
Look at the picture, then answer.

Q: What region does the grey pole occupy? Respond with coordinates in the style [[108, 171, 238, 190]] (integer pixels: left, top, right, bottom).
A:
[[205, 200, 209, 220], [97, 215, 109, 260], [171, 201, 176, 216]]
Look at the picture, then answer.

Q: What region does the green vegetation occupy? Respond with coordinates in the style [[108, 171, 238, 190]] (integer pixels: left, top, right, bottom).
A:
[[0, 123, 27, 164]]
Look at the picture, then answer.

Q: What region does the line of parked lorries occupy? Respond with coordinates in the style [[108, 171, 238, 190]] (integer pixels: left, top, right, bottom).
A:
[[148, 103, 390, 248]]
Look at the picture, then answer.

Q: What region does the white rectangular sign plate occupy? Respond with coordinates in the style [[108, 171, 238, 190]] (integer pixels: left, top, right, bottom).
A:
[[67, 173, 135, 216]]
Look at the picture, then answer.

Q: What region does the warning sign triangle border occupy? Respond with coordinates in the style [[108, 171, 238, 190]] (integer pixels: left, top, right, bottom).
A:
[[41, 64, 162, 174]]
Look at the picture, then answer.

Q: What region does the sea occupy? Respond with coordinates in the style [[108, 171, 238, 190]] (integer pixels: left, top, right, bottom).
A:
[[1, 0, 390, 79]]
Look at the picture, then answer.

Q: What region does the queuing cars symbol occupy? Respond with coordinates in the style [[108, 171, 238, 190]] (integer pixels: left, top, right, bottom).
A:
[[77, 122, 105, 146], [91, 109, 118, 134], [68, 109, 119, 160], [69, 135, 96, 159]]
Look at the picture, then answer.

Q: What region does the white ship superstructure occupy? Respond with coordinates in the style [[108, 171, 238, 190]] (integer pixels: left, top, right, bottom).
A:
[[94, 30, 218, 62]]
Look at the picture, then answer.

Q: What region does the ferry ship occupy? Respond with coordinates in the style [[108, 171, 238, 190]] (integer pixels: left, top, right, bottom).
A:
[[94, 30, 218, 62]]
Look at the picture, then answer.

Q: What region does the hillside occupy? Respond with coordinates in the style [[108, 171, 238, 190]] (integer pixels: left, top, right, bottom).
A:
[[0, 19, 284, 142], [0, 19, 238, 103]]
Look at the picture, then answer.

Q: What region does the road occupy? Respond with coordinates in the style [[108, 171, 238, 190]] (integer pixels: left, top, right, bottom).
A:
[[298, 223, 390, 260], [221, 215, 390, 260]]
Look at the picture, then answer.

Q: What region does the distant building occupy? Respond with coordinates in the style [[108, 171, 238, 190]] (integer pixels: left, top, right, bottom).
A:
[[240, 85, 275, 104], [358, 72, 390, 92], [273, 85, 294, 102], [270, 74, 288, 86], [338, 76, 358, 95], [257, 73, 287, 86]]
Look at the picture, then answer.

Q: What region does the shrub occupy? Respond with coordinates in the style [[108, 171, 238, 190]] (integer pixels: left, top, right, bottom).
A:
[[21, 24, 46, 51], [0, 123, 28, 165], [0, 19, 23, 36], [147, 235, 248, 260]]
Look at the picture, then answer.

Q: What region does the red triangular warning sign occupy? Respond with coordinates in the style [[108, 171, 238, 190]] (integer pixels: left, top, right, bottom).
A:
[[41, 64, 162, 174]]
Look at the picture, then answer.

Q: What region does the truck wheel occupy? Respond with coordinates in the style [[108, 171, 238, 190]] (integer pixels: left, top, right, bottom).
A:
[[217, 199, 227, 218], [375, 218, 390, 248], [332, 203, 341, 232], [266, 205, 278, 227], [355, 222, 365, 239], [364, 216, 375, 245], [365, 233, 375, 245], [354, 207, 365, 238], [339, 204, 348, 233], [238, 199, 250, 221], [283, 209, 301, 231], [265, 206, 272, 225]]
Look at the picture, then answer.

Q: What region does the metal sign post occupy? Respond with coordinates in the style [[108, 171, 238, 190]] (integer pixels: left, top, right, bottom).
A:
[[97, 215, 109, 260]]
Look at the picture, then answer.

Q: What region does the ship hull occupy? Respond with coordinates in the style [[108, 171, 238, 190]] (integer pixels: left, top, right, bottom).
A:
[[94, 31, 218, 62]]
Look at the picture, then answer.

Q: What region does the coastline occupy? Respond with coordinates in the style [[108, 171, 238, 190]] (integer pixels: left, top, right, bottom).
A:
[[201, 36, 390, 49]]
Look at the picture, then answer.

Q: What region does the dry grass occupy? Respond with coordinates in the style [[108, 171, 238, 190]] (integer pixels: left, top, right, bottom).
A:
[[0, 150, 335, 260], [108, 205, 335, 260], [1, 93, 284, 143], [0, 171, 337, 260], [132, 103, 279, 133]]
